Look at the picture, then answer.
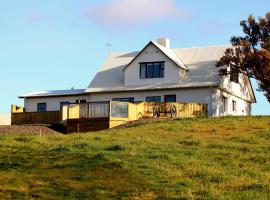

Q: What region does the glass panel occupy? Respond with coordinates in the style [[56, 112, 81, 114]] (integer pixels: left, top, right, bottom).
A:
[[89, 103, 109, 118], [146, 96, 161, 102], [165, 95, 176, 102], [37, 103, 47, 112], [111, 102, 128, 118], [154, 96, 161, 102], [60, 102, 69, 108], [140, 64, 146, 79], [153, 63, 160, 78], [160, 63, 164, 78], [112, 98, 121, 102], [147, 63, 154, 78]]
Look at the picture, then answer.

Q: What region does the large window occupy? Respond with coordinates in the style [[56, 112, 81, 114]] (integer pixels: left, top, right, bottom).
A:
[[140, 62, 164, 79], [146, 96, 161, 102], [112, 98, 134, 103], [37, 103, 47, 112]]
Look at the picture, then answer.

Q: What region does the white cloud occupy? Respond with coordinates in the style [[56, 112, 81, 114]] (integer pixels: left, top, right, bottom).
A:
[[82, 0, 190, 29]]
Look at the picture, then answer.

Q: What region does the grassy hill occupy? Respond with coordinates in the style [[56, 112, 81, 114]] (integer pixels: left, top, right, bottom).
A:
[[0, 116, 269, 199]]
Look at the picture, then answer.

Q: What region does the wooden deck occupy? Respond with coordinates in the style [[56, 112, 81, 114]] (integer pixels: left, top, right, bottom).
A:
[[11, 102, 208, 133]]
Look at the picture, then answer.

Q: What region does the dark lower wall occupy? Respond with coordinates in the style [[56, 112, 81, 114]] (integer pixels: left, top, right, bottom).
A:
[[65, 118, 110, 133]]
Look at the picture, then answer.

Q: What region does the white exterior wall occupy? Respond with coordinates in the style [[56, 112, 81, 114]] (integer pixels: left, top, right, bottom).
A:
[[220, 72, 251, 101], [124, 43, 183, 86], [90, 88, 214, 116], [213, 89, 251, 117], [24, 95, 91, 112]]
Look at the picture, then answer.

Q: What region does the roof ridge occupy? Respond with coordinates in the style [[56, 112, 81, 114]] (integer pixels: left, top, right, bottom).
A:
[[172, 44, 231, 50], [111, 44, 231, 55]]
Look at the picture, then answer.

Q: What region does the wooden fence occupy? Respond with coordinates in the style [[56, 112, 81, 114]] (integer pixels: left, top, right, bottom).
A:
[[11, 111, 62, 125]]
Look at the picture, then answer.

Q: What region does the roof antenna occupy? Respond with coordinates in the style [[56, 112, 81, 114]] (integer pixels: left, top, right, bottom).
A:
[[106, 43, 112, 55]]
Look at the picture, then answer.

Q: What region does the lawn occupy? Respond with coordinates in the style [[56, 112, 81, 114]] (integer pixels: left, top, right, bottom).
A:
[[0, 116, 269, 199]]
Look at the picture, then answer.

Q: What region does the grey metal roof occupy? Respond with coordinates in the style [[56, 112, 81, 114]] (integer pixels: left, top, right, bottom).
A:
[[86, 45, 231, 93], [19, 89, 86, 98]]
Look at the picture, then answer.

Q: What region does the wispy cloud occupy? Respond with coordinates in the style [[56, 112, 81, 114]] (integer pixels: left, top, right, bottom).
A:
[[82, 0, 191, 30], [27, 12, 46, 23]]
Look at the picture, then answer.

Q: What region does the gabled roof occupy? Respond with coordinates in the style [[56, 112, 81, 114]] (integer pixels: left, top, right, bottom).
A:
[[122, 41, 188, 71], [86, 45, 232, 93], [19, 89, 86, 98]]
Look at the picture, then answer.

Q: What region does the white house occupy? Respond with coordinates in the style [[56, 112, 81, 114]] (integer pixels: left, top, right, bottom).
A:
[[19, 38, 256, 117]]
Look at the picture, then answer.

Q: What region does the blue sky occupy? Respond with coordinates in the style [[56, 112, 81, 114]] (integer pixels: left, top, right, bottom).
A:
[[0, 0, 269, 115]]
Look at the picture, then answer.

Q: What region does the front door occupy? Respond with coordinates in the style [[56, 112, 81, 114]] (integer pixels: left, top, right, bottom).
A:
[[164, 95, 176, 102]]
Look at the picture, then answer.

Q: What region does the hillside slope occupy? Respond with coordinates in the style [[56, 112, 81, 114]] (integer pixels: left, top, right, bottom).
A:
[[0, 116, 269, 199]]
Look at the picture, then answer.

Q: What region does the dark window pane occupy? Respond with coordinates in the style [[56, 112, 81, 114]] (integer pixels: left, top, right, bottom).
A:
[[112, 98, 122, 102], [37, 103, 47, 112], [164, 95, 176, 102], [140, 62, 165, 79], [153, 63, 160, 78], [60, 102, 70, 108], [113, 98, 134, 103], [160, 63, 164, 77], [230, 68, 239, 83], [146, 96, 161, 102], [147, 63, 154, 78]]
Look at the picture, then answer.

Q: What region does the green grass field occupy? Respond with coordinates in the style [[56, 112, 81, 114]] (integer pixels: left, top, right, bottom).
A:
[[0, 116, 269, 199]]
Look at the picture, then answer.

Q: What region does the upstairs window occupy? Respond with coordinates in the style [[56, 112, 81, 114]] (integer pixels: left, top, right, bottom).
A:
[[146, 96, 161, 102], [140, 62, 164, 79], [37, 103, 47, 112], [230, 68, 239, 83]]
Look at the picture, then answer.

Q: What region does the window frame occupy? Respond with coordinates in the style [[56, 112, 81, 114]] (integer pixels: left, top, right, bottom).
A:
[[140, 61, 165, 79], [37, 103, 47, 112], [146, 96, 161, 102]]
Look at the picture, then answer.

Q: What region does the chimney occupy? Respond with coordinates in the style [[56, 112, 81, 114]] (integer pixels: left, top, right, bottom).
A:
[[157, 38, 170, 49]]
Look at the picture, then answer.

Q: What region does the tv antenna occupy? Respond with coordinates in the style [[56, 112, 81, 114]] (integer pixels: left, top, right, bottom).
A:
[[106, 43, 112, 55]]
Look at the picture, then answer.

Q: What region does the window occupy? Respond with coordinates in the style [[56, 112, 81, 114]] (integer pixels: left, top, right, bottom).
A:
[[222, 96, 227, 113], [164, 95, 176, 102], [230, 69, 239, 83], [146, 96, 161, 102], [111, 102, 128, 118], [112, 98, 134, 103], [232, 100, 236, 112], [76, 99, 86, 104], [60, 102, 70, 108], [37, 103, 47, 112], [140, 62, 164, 79]]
